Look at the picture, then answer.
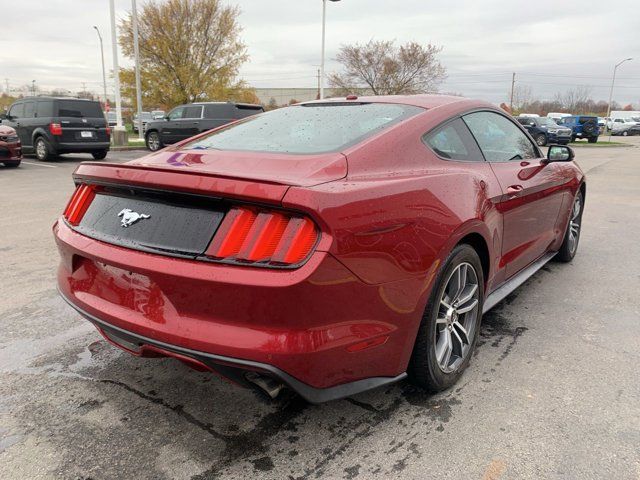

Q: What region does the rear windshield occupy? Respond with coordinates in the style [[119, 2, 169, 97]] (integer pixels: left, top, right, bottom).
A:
[[185, 103, 424, 154], [56, 100, 103, 118]]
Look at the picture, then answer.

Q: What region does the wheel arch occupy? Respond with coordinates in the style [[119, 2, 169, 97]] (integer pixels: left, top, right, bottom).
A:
[[31, 127, 50, 145], [457, 232, 490, 285]]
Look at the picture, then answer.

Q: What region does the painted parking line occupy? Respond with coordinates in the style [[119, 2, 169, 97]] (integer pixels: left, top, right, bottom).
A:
[[21, 161, 58, 168]]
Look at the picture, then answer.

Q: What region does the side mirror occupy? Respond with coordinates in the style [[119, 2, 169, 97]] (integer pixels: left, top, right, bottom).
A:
[[545, 145, 574, 163]]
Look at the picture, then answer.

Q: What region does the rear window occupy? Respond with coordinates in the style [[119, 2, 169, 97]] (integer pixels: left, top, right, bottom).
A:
[[578, 116, 596, 124], [186, 103, 424, 154], [235, 105, 264, 119], [56, 100, 103, 118]]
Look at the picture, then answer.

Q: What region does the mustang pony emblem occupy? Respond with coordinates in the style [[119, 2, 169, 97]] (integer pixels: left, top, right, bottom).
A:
[[117, 208, 150, 228]]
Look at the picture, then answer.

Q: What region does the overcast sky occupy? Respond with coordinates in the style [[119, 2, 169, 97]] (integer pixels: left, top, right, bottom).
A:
[[1, 0, 638, 106]]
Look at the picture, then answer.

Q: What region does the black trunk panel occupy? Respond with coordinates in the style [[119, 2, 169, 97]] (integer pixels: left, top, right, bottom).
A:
[[75, 188, 225, 257]]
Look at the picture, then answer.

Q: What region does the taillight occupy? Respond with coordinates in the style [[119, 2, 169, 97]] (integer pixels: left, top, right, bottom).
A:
[[205, 207, 319, 267], [63, 184, 97, 225], [49, 123, 63, 136], [106, 126, 111, 136]]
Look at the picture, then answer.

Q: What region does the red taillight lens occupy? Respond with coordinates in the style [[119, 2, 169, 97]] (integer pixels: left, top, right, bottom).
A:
[[63, 184, 97, 225], [49, 123, 63, 136], [106, 126, 111, 136], [206, 207, 318, 266]]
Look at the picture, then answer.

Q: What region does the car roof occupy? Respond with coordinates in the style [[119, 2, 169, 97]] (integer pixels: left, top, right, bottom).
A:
[[192, 102, 262, 108], [300, 94, 469, 110]]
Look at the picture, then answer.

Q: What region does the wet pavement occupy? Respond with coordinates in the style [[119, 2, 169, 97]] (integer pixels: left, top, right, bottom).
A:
[[1, 143, 639, 479]]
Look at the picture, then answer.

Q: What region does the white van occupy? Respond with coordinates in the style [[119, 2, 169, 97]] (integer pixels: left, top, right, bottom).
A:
[[547, 112, 571, 123]]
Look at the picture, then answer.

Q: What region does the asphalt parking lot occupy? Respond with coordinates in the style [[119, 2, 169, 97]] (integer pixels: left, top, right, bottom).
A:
[[1, 139, 639, 479]]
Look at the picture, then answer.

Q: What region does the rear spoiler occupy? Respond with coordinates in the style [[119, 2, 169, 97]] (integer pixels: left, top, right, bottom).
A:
[[72, 162, 290, 204]]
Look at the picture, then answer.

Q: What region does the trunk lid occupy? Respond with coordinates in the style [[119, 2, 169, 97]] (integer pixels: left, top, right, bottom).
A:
[[126, 149, 348, 187]]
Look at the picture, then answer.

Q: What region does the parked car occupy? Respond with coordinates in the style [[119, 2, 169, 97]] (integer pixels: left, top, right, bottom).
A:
[[1, 97, 110, 161], [547, 112, 571, 123], [608, 110, 640, 128], [0, 125, 22, 167], [516, 116, 572, 146], [151, 110, 165, 120], [557, 115, 599, 143], [106, 111, 117, 127], [132, 111, 153, 133], [55, 95, 585, 403], [611, 120, 640, 136], [144, 102, 264, 151]]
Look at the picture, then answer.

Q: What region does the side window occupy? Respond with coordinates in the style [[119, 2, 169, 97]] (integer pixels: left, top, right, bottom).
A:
[[9, 103, 24, 118], [36, 101, 54, 118], [183, 105, 203, 119], [423, 118, 484, 161], [167, 106, 185, 120], [463, 111, 538, 162], [23, 102, 35, 118]]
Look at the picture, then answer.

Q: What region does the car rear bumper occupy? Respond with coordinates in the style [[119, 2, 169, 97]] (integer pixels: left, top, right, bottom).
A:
[[54, 219, 418, 401], [55, 141, 110, 153], [58, 288, 405, 403]]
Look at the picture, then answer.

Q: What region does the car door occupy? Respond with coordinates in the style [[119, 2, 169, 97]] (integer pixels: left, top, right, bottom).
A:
[[20, 101, 37, 148], [161, 106, 186, 144], [463, 111, 565, 278], [173, 105, 203, 140], [5, 103, 25, 143]]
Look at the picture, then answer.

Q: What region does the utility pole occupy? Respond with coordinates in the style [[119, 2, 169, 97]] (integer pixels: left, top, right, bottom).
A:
[[509, 72, 516, 114], [317, 69, 321, 100], [109, 0, 124, 133], [93, 26, 108, 108], [607, 57, 633, 141], [132, 0, 144, 140], [320, 0, 341, 100], [31, 80, 36, 97]]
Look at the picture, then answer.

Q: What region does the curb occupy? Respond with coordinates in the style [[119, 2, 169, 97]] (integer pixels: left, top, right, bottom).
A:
[[110, 146, 147, 151]]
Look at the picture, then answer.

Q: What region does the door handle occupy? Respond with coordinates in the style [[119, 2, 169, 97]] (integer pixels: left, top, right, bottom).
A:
[[507, 185, 523, 195]]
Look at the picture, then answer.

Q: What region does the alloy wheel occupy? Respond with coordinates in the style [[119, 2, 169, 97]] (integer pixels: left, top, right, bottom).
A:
[[36, 139, 47, 160], [568, 195, 582, 254], [435, 262, 480, 373], [147, 133, 160, 151]]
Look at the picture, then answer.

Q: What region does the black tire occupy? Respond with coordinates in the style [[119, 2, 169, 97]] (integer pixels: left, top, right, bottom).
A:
[[145, 131, 163, 151], [571, 135, 577, 143], [587, 136, 598, 143], [535, 134, 547, 146], [34, 136, 54, 161], [2, 161, 20, 168], [408, 244, 484, 392], [92, 150, 108, 160], [556, 190, 584, 262]]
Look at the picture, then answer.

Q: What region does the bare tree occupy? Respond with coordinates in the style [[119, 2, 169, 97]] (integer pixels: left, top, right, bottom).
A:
[[328, 40, 446, 96], [561, 85, 592, 112], [510, 84, 534, 112]]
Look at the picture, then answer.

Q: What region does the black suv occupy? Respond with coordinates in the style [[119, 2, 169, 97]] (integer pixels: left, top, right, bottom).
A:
[[144, 102, 264, 151], [0, 97, 110, 161], [516, 116, 573, 146]]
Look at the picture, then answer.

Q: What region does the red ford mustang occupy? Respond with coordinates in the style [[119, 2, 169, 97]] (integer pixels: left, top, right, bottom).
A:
[[54, 95, 585, 403]]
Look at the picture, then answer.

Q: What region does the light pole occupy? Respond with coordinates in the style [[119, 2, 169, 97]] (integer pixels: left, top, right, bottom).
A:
[[93, 26, 108, 109], [109, 0, 124, 134], [320, 0, 341, 100], [606, 57, 632, 140], [131, 0, 144, 140]]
